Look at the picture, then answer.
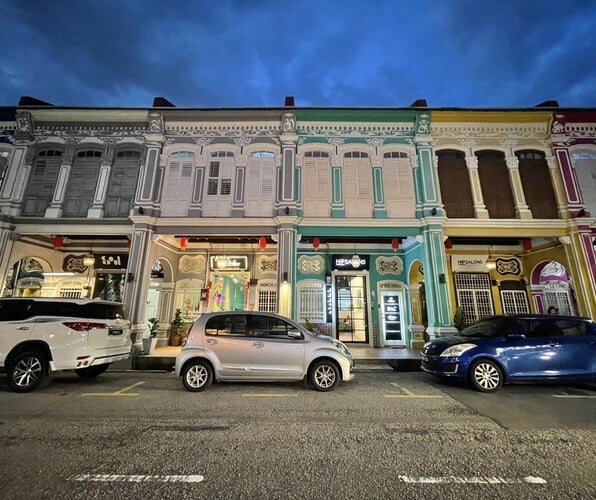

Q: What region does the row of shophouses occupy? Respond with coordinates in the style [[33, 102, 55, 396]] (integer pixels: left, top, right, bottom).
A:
[[0, 96, 594, 349]]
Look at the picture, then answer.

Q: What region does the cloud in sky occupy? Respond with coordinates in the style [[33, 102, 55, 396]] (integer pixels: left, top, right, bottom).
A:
[[1, 0, 595, 108]]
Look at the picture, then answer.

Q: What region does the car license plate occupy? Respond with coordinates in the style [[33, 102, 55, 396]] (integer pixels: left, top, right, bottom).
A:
[[109, 329, 123, 336]]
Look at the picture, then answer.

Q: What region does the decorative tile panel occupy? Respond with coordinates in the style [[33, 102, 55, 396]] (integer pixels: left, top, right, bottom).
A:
[[376, 255, 404, 276]]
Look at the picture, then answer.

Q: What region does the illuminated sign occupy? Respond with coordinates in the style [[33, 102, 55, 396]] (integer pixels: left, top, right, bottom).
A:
[[331, 254, 369, 271], [209, 255, 248, 271]]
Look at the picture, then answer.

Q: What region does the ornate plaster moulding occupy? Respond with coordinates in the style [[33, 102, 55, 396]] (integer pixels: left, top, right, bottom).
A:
[[431, 122, 549, 140], [178, 254, 206, 274], [34, 123, 147, 140], [164, 121, 281, 138], [298, 255, 325, 275], [256, 255, 278, 276], [376, 255, 404, 276], [296, 121, 415, 138]]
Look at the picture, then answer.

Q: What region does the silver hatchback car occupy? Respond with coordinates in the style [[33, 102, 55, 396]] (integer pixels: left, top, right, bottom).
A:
[[175, 311, 354, 392]]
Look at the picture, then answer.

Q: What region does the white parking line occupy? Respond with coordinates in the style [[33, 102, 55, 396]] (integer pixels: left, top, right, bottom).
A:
[[385, 383, 442, 398], [398, 475, 546, 484], [553, 394, 596, 399], [81, 381, 145, 397], [70, 474, 204, 483], [242, 393, 299, 398]]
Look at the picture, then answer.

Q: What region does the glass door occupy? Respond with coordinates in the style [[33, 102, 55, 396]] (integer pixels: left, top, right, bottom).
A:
[[335, 274, 368, 343]]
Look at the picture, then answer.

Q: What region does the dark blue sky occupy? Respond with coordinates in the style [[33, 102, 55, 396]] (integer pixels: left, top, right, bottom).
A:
[[2, 0, 595, 108]]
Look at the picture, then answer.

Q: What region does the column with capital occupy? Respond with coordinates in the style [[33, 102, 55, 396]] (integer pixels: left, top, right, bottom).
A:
[[464, 153, 490, 219], [275, 224, 298, 318], [504, 153, 533, 219], [135, 112, 165, 216], [88, 143, 114, 218]]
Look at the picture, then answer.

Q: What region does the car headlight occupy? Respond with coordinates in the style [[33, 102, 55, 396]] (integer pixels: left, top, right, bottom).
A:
[[332, 340, 351, 357], [439, 343, 477, 357]]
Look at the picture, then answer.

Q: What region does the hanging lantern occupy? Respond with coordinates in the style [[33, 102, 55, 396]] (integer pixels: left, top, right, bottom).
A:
[[444, 238, 453, 250], [522, 239, 532, 251], [312, 237, 320, 250], [180, 236, 188, 250], [52, 236, 64, 249], [391, 238, 399, 251], [258, 236, 267, 250]]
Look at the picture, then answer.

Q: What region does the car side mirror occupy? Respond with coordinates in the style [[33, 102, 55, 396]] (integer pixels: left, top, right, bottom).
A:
[[288, 329, 303, 339]]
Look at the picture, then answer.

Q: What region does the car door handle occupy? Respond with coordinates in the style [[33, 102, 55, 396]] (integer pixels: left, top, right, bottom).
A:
[[206, 339, 216, 345], [251, 342, 264, 348], [17, 326, 29, 331]]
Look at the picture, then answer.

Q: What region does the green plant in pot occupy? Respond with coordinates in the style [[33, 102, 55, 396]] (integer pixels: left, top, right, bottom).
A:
[[170, 308, 185, 346], [142, 317, 160, 354]]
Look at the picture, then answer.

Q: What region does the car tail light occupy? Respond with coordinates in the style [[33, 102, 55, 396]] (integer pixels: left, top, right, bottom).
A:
[[181, 326, 192, 346], [63, 322, 107, 331]]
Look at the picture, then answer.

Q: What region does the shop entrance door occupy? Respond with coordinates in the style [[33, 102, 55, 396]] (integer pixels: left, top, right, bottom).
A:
[[334, 274, 368, 343]]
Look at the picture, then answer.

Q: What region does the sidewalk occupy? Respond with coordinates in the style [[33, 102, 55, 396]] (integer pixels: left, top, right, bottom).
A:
[[110, 344, 421, 372]]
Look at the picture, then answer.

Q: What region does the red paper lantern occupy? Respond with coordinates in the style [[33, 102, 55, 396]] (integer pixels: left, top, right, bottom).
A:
[[180, 236, 188, 250], [444, 238, 453, 250], [52, 236, 64, 249], [391, 238, 399, 251], [258, 236, 267, 250], [313, 237, 320, 250], [522, 239, 532, 251]]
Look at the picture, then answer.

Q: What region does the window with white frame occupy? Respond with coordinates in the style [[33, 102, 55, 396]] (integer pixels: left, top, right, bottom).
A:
[[162, 151, 195, 216], [544, 289, 572, 315], [501, 290, 529, 314], [455, 273, 494, 325], [257, 281, 277, 312], [203, 151, 234, 217], [302, 150, 331, 217], [297, 280, 326, 323], [246, 151, 274, 216], [343, 151, 372, 217]]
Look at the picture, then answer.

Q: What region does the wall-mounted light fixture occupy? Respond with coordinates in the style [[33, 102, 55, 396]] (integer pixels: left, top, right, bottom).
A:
[[282, 272, 288, 283], [83, 254, 95, 267], [351, 254, 361, 268]]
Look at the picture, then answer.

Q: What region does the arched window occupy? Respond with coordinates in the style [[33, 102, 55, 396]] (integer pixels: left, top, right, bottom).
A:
[[517, 150, 558, 219], [63, 149, 103, 217], [22, 149, 63, 216], [343, 151, 372, 217], [437, 150, 474, 218], [162, 151, 196, 216], [476, 150, 515, 218], [302, 151, 331, 217], [105, 150, 142, 217]]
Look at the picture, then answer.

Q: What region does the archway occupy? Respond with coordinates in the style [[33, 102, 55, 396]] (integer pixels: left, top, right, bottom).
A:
[[530, 260, 575, 315]]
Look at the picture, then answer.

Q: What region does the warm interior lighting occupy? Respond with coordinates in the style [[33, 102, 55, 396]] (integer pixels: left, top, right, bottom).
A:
[[83, 255, 95, 267]]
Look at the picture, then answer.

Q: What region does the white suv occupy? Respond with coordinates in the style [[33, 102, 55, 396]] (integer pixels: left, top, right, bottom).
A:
[[175, 311, 355, 392], [0, 298, 131, 392]]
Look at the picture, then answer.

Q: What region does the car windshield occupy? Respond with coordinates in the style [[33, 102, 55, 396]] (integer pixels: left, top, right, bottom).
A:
[[458, 318, 505, 338]]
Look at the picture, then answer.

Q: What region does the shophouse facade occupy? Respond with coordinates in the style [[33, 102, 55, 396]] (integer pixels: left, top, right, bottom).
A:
[[0, 98, 594, 350]]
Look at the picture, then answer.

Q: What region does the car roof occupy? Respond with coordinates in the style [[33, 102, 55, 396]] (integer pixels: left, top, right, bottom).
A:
[[0, 297, 123, 306]]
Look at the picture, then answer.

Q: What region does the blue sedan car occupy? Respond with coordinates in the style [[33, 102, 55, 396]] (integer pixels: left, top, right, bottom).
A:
[[421, 314, 596, 392]]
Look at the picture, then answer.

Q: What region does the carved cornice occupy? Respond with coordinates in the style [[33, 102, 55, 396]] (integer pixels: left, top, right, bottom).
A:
[[164, 121, 281, 139], [431, 122, 549, 140], [34, 122, 147, 141], [296, 122, 415, 138]]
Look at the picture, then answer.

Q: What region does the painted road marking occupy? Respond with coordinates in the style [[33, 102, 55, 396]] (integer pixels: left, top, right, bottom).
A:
[[553, 394, 596, 399], [242, 393, 299, 398], [398, 475, 546, 485], [70, 474, 204, 483], [385, 383, 442, 398], [82, 381, 145, 397]]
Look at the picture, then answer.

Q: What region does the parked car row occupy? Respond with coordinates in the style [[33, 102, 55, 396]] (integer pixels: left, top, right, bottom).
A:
[[1, 299, 594, 393]]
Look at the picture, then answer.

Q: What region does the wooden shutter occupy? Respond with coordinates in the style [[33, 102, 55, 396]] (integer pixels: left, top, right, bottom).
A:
[[246, 157, 274, 216], [383, 158, 415, 218], [22, 159, 61, 215], [302, 157, 331, 217], [63, 155, 101, 216], [518, 152, 558, 219], [477, 151, 516, 218], [437, 151, 474, 218]]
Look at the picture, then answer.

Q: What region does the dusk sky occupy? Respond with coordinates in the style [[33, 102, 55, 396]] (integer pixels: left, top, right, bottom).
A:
[[2, 0, 595, 109]]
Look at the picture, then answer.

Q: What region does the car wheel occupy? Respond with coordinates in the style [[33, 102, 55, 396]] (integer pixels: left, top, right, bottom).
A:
[[75, 364, 110, 378], [182, 359, 213, 392], [7, 350, 48, 393], [469, 359, 503, 393], [309, 359, 339, 392]]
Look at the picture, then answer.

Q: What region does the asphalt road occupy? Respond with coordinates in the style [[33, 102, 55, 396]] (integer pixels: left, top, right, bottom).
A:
[[0, 370, 594, 499]]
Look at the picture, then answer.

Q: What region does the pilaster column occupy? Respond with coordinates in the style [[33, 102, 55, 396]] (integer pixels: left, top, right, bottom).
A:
[[331, 156, 344, 218], [276, 223, 298, 318], [125, 223, 156, 346], [505, 154, 532, 219], [278, 112, 297, 216], [465, 154, 489, 219], [0, 144, 30, 216], [420, 225, 455, 338], [553, 146, 583, 214], [372, 156, 386, 218], [544, 152, 567, 218], [88, 144, 114, 218], [136, 112, 165, 217], [231, 154, 246, 217], [414, 137, 442, 217]]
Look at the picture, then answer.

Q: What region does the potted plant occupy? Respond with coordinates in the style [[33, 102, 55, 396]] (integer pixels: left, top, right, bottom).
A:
[[170, 308, 185, 346], [453, 307, 465, 332], [142, 317, 160, 354]]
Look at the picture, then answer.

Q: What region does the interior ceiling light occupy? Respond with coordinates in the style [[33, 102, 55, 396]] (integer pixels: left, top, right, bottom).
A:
[[351, 254, 361, 268]]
